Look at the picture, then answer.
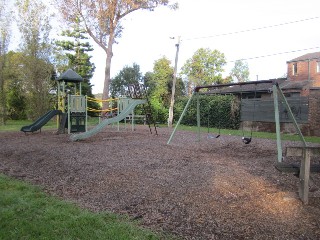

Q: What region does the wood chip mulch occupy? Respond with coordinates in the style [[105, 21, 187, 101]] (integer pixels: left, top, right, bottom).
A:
[[1, 125, 320, 239]]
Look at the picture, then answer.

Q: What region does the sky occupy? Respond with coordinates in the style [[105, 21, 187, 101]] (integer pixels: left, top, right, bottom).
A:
[[7, 0, 320, 94], [89, 0, 320, 94]]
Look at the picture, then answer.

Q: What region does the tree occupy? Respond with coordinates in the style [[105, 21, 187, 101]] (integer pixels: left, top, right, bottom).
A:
[[110, 63, 142, 97], [4, 51, 27, 120], [15, 0, 55, 120], [143, 57, 184, 123], [0, 0, 12, 124], [55, 20, 99, 114], [57, 0, 178, 108], [181, 48, 227, 95], [230, 59, 250, 82], [149, 57, 173, 122]]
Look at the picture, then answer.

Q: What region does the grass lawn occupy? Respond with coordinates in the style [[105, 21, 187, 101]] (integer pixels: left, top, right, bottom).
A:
[[1, 119, 320, 143], [0, 174, 170, 240], [0, 118, 100, 132]]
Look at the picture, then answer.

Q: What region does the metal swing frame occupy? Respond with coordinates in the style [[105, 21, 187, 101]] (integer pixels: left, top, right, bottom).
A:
[[167, 80, 320, 204], [168, 80, 274, 144]]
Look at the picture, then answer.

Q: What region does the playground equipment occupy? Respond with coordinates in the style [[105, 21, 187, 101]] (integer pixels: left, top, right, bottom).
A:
[[86, 96, 118, 120], [167, 80, 320, 204], [206, 89, 223, 139], [21, 70, 156, 138], [20, 68, 85, 134], [240, 83, 257, 144], [56, 69, 87, 134], [20, 110, 62, 133], [70, 99, 147, 141], [70, 83, 157, 141]]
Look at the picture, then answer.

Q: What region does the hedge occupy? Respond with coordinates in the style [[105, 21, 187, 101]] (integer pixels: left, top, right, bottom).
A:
[[173, 95, 241, 130]]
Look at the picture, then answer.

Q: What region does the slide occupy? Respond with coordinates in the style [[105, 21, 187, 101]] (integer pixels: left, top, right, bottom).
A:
[[70, 99, 146, 141], [21, 110, 61, 133]]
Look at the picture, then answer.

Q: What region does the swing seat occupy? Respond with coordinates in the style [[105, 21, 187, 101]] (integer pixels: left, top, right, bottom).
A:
[[242, 137, 251, 144], [208, 134, 220, 139]]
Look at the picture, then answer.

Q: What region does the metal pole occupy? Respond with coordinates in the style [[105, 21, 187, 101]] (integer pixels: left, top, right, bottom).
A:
[[168, 36, 181, 127], [197, 92, 201, 142], [276, 84, 307, 147], [68, 94, 71, 134], [85, 95, 87, 132], [117, 98, 120, 131], [273, 84, 283, 163], [167, 92, 195, 145]]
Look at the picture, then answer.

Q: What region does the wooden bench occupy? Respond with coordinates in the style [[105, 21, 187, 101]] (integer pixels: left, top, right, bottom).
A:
[[275, 162, 320, 174], [275, 146, 320, 204]]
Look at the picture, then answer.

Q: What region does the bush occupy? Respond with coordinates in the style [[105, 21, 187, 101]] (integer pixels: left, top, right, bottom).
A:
[[174, 94, 240, 130]]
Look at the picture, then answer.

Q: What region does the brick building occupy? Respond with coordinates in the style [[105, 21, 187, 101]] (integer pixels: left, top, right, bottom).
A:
[[287, 52, 320, 83], [205, 52, 320, 136]]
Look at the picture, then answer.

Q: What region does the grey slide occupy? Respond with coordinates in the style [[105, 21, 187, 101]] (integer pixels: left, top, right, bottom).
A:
[[70, 99, 146, 141]]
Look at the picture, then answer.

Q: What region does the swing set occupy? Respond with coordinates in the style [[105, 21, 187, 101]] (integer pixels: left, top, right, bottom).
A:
[[167, 80, 320, 204], [182, 81, 261, 145]]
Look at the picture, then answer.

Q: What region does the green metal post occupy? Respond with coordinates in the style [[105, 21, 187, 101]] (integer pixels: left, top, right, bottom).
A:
[[85, 95, 88, 132], [276, 84, 307, 147], [273, 84, 283, 163], [197, 92, 201, 142], [68, 94, 71, 134], [167, 92, 195, 145], [117, 98, 120, 131]]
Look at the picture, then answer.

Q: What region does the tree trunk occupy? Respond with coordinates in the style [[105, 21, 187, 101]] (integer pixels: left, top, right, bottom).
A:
[[102, 37, 114, 110], [0, 54, 6, 125], [0, 72, 5, 125], [188, 80, 193, 96]]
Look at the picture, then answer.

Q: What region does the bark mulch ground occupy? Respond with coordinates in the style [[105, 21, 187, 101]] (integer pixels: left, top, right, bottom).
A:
[[1, 125, 320, 239]]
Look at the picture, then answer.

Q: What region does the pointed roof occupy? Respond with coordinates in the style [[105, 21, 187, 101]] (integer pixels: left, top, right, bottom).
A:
[[287, 52, 320, 63], [57, 69, 83, 83]]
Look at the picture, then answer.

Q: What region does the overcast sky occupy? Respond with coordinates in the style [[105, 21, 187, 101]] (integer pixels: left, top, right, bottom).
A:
[[89, 0, 320, 93], [8, 0, 320, 94]]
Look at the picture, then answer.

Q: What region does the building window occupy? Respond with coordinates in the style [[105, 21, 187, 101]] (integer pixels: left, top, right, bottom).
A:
[[317, 62, 320, 73], [292, 63, 298, 75]]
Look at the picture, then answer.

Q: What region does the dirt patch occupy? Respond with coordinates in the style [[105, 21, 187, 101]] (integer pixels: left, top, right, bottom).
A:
[[1, 126, 320, 239]]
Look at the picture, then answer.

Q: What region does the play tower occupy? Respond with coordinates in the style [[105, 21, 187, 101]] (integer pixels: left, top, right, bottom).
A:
[[56, 69, 87, 134]]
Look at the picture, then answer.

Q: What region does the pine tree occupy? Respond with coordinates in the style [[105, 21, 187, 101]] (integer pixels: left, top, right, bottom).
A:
[[55, 19, 100, 115]]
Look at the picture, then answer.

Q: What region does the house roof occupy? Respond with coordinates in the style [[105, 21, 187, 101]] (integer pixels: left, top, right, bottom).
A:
[[204, 78, 320, 95], [279, 80, 311, 90], [206, 78, 286, 95], [287, 52, 320, 63]]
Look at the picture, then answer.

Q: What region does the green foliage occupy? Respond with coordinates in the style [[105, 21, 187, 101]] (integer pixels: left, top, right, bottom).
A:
[[110, 63, 142, 97], [0, 174, 169, 240], [3, 52, 25, 120], [144, 56, 185, 124], [58, 0, 177, 100], [16, 0, 52, 57], [230, 60, 250, 82], [174, 95, 241, 130], [6, 81, 27, 120], [15, 0, 55, 121], [145, 57, 175, 123], [55, 20, 99, 116], [0, 0, 12, 124], [181, 48, 228, 94]]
